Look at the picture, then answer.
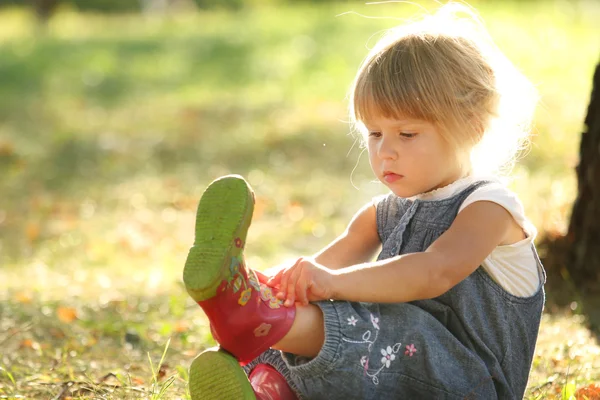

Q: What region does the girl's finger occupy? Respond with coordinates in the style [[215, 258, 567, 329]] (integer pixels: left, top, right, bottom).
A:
[[267, 267, 285, 287], [285, 262, 303, 307], [296, 276, 309, 306], [277, 257, 302, 300]]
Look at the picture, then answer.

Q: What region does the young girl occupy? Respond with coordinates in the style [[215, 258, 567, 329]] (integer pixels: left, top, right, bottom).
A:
[[182, 4, 544, 399]]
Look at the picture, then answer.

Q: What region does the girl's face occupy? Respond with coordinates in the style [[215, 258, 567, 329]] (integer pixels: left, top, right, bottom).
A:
[[364, 114, 464, 198]]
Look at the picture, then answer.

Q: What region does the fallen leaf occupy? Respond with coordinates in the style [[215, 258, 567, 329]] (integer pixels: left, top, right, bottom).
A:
[[577, 384, 600, 400], [183, 349, 198, 357], [26, 221, 40, 242], [57, 307, 78, 323], [0, 140, 14, 156], [50, 327, 66, 339], [98, 372, 118, 384], [14, 291, 32, 304], [19, 339, 40, 350], [132, 377, 145, 385], [253, 195, 269, 220], [174, 321, 189, 333], [158, 364, 169, 381]]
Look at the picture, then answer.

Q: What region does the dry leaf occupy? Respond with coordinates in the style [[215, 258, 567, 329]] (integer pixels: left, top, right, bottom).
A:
[[15, 291, 32, 304], [174, 321, 189, 333], [577, 384, 600, 400], [132, 377, 145, 385], [50, 327, 66, 339], [26, 222, 40, 242], [158, 364, 169, 381], [183, 349, 198, 357], [0, 140, 14, 156], [19, 339, 40, 350], [98, 372, 118, 384], [253, 195, 269, 220], [57, 307, 78, 323]]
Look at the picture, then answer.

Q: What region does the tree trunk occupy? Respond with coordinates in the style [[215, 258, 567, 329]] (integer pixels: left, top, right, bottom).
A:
[[31, 0, 59, 27], [566, 62, 600, 293]]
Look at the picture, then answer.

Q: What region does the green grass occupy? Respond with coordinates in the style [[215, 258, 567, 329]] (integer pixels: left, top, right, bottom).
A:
[[0, 1, 599, 398]]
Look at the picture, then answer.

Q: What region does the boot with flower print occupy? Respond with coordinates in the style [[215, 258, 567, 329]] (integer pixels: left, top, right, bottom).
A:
[[188, 348, 298, 400], [183, 175, 296, 365]]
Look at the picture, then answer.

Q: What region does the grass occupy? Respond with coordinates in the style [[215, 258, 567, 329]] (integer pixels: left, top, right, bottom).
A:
[[0, 0, 599, 398], [2, 292, 599, 399]]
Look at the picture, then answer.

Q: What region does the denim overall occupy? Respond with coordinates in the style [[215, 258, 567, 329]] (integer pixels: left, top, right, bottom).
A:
[[246, 181, 546, 400]]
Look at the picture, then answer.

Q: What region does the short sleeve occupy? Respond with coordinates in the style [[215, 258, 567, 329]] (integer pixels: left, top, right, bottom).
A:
[[459, 183, 537, 240]]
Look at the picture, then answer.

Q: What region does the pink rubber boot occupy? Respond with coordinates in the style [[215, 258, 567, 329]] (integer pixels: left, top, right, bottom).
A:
[[188, 348, 298, 400], [250, 363, 299, 400], [183, 175, 296, 365]]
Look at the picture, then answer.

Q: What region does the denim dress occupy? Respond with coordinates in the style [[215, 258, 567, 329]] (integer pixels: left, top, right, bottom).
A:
[[245, 181, 546, 400]]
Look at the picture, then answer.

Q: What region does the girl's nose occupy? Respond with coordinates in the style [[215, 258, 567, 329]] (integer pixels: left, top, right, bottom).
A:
[[378, 137, 398, 160]]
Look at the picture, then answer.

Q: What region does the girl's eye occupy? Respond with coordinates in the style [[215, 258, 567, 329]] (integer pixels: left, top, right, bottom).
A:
[[368, 131, 382, 138], [400, 132, 417, 138]]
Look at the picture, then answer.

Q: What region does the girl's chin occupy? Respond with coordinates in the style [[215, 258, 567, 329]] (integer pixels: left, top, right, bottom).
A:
[[391, 190, 417, 198], [381, 181, 417, 198]]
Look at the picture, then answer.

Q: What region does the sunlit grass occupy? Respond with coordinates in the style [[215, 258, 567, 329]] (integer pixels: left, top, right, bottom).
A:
[[0, 1, 599, 398], [0, 1, 598, 289]]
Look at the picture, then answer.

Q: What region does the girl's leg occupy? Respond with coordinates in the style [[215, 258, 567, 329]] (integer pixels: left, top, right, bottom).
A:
[[272, 303, 324, 358]]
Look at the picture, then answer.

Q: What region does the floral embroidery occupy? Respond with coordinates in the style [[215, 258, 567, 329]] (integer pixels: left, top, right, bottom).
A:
[[363, 343, 402, 384], [380, 346, 396, 368], [342, 312, 416, 386], [342, 313, 379, 350], [254, 323, 271, 337], [360, 356, 369, 375], [238, 288, 252, 306], [370, 314, 380, 330], [235, 237, 243, 248]]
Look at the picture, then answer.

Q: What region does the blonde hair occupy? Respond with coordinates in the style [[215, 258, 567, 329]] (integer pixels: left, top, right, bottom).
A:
[[349, 2, 538, 175]]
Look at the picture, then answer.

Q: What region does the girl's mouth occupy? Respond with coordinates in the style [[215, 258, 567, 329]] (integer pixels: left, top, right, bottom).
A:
[[383, 172, 403, 183]]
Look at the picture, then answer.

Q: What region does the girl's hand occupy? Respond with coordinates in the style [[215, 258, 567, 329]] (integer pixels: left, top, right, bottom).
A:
[[267, 257, 335, 307]]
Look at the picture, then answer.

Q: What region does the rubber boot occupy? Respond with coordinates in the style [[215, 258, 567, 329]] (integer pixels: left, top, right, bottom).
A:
[[188, 348, 298, 400], [249, 363, 299, 400], [183, 175, 296, 365]]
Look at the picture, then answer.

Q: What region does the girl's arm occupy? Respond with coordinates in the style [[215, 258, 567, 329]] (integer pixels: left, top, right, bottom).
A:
[[330, 201, 517, 303], [271, 200, 520, 305], [312, 202, 381, 270]]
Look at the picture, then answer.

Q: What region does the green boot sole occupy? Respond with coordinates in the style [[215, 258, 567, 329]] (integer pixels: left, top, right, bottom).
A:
[[183, 175, 254, 302], [189, 348, 256, 400]]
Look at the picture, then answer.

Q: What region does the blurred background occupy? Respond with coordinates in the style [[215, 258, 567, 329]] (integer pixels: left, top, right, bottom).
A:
[[0, 0, 599, 398]]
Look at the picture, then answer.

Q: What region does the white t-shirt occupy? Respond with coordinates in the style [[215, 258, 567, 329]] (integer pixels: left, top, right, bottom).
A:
[[409, 175, 540, 297]]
